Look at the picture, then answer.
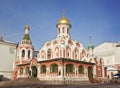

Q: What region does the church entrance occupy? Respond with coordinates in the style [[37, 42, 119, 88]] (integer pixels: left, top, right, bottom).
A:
[[88, 66, 93, 78], [31, 66, 37, 78]]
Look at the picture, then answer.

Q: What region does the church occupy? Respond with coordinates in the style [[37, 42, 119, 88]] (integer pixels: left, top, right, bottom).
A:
[[12, 14, 106, 83]]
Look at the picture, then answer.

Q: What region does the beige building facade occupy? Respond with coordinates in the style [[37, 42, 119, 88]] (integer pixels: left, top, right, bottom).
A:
[[0, 37, 17, 80], [94, 42, 120, 79]]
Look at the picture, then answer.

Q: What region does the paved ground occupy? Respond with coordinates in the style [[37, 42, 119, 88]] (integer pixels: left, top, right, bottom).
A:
[[0, 82, 120, 88], [0, 78, 120, 88]]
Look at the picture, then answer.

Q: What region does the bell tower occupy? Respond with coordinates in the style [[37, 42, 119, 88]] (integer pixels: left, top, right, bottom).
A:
[[16, 25, 34, 63]]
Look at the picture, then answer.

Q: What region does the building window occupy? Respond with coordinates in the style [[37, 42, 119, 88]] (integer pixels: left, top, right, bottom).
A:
[[62, 27, 64, 33], [98, 69, 101, 76], [22, 50, 25, 57], [58, 28, 60, 34], [75, 53, 77, 59], [20, 68, 23, 75], [26, 67, 29, 74], [74, 49, 79, 59], [67, 52, 69, 57], [47, 49, 51, 59], [66, 47, 71, 58], [66, 64, 74, 73], [56, 52, 58, 57], [50, 63, 58, 73], [28, 50, 30, 58], [41, 65, 46, 73], [42, 55, 44, 58], [67, 51, 71, 58], [55, 49, 59, 57], [88, 66, 93, 78], [78, 65, 84, 74], [67, 28, 69, 34]]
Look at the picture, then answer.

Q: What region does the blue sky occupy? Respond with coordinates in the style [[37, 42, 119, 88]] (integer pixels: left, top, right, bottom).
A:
[[0, 0, 120, 50]]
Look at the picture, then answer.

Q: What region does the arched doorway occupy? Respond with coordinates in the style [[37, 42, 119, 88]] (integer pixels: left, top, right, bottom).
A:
[[31, 66, 37, 78], [88, 66, 93, 78]]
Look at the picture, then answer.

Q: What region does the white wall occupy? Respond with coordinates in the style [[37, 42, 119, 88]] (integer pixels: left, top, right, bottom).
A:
[[0, 43, 17, 79]]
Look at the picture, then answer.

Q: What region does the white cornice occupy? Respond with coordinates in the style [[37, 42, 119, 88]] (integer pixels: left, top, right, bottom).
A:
[[0, 41, 17, 47]]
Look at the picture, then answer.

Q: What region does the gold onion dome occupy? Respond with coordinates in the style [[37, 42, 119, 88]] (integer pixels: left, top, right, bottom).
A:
[[25, 24, 30, 30], [57, 16, 72, 28]]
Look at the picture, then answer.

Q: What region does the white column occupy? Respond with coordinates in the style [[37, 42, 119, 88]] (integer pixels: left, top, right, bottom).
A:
[[37, 66, 40, 77], [93, 66, 96, 77], [23, 69, 25, 77], [25, 50, 28, 60], [19, 50, 22, 64], [102, 65, 105, 78], [30, 50, 33, 59], [46, 67, 49, 77]]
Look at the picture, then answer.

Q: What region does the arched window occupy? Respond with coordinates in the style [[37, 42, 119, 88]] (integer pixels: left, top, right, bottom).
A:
[[67, 50, 71, 58], [78, 65, 84, 74], [50, 63, 58, 73], [58, 28, 60, 34], [67, 52, 70, 58], [41, 65, 46, 73], [98, 69, 101, 76], [55, 48, 59, 58], [42, 55, 44, 58], [56, 52, 58, 57], [67, 28, 69, 34], [74, 49, 79, 59], [20, 68, 23, 75], [28, 50, 30, 58], [66, 64, 74, 73], [41, 50, 45, 58], [66, 46, 71, 58], [88, 66, 93, 78], [62, 27, 65, 33], [26, 67, 29, 74], [47, 49, 51, 59], [22, 50, 25, 57]]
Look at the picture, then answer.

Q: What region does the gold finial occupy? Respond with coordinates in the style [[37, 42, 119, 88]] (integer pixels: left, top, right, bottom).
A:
[[25, 24, 30, 30]]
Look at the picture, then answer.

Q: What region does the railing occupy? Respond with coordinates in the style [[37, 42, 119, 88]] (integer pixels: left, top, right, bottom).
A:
[[49, 73, 58, 77], [66, 73, 75, 77], [78, 74, 85, 77], [39, 73, 46, 77]]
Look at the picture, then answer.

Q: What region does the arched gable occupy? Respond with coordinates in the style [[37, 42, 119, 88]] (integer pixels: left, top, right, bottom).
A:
[[74, 48, 79, 60], [54, 46, 60, 58], [40, 50, 46, 59], [68, 40, 73, 45]]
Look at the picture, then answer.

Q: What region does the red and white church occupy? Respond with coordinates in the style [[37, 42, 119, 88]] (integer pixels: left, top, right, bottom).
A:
[[12, 14, 107, 82]]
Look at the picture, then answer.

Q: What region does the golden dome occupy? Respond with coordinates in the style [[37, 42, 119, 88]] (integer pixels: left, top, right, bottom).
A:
[[25, 24, 30, 30], [57, 16, 71, 28]]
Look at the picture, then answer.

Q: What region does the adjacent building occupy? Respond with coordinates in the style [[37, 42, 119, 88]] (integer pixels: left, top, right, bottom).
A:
[[94, 42, 120, 79], [0, 37, 17, 80]]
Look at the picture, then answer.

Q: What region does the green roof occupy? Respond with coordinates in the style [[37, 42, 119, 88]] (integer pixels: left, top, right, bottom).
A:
[[23, 34, 31, 40], [88, 44, 94, 49]]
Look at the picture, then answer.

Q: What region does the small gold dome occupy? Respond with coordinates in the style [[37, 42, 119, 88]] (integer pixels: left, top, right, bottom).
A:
[[25, 24, 30, 30], [57, 16, 71, 28]]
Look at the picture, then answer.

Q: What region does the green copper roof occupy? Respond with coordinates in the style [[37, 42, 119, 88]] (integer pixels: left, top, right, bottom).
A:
[[23, 34, 31, 40], [88, 44, 94, 49]]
